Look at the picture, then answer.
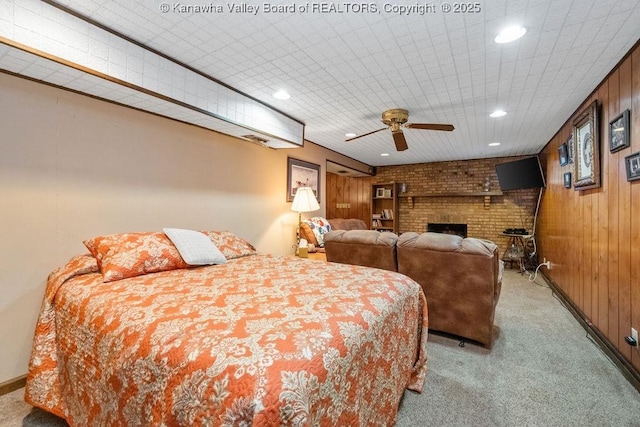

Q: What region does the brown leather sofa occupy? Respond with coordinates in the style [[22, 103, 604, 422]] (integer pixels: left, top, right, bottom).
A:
[[397, 232, 503, 347], [323, 230, 503, 347], [323, 230, 398, 272]]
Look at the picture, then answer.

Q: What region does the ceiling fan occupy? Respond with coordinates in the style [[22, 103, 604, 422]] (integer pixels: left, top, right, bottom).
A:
[[346, 108, 454, 151]]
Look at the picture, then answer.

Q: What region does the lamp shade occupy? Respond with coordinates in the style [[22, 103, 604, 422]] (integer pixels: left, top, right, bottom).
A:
[[291, 187, 320, 213]]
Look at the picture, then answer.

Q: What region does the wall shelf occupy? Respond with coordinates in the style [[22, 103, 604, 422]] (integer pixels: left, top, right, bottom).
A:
[[371, 182, 399, 233], [400, 191, 503, 209]]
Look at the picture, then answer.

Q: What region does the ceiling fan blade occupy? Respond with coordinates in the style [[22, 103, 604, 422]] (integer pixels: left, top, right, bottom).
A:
[[405, 123, 455, 131], [392, 130, 408, 151], [345, 127, 388, 141]]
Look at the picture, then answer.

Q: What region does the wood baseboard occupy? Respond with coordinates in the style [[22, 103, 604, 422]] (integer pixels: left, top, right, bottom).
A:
[[542, 272, 640, 393], [0, 375, 26, 396]]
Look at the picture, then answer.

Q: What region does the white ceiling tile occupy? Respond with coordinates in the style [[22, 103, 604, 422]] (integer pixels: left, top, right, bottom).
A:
[[4, 0, 640, 165]]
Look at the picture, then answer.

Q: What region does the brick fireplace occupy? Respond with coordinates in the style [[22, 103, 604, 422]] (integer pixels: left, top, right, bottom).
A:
[[372, 157, 540, 255], [427, 223, 468, 238]]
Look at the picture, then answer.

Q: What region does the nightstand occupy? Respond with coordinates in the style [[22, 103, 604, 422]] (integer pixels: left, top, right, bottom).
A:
[[290, 252, 327, 261], [306, 252, 327, 261]]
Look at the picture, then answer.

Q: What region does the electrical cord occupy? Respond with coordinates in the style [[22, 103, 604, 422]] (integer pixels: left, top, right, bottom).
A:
[[527, 262, 548, 284]]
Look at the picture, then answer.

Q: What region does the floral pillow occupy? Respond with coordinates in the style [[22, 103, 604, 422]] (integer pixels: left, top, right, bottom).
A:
[[304, 217, 332, 247], [84, 232, 188, 282], [201, 230, 257, 259]]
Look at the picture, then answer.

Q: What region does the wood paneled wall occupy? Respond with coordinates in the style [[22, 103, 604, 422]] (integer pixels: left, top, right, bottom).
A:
[[538, 43, 640, 375], [325, 173, 372, 224]]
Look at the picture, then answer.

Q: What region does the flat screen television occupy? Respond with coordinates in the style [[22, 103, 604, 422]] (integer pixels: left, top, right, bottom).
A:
[[495, 156, 546, 191]]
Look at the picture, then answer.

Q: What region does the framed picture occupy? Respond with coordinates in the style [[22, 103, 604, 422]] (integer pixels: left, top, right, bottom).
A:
[[566, 134, 574, 164], [572, 101, 600, 190], [625, 152, 640, 182], [375, 188, 385, 198], [287, 157, 320, 202], [558, 143, 568, 166], [563, 172, 572, 188], [609, 109, 631, 153]]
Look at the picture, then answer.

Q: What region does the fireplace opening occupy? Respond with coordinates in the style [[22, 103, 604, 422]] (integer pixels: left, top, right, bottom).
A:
[[427, 223, 467, 238]]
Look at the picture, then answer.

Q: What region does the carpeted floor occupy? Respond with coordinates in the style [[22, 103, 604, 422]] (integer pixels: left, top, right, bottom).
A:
[[1, 270, 639, 426]]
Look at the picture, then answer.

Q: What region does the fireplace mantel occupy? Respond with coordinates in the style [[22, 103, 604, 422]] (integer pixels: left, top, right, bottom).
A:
[[400, 191, 503, 209]]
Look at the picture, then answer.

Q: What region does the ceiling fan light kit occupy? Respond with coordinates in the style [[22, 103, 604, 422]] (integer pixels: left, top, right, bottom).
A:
[[346, 108, 454, 152]]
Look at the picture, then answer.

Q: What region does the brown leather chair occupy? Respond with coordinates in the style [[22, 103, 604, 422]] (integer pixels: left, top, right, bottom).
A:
[[397, 232, 503, 347], [324, 230, 398, 272]]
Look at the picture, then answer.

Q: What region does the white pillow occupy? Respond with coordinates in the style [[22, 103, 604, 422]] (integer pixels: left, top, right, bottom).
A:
[[163, 228, 227, 266]]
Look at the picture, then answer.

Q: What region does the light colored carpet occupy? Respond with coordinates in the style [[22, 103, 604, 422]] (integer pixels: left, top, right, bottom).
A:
[[1, 270, 639, 426]]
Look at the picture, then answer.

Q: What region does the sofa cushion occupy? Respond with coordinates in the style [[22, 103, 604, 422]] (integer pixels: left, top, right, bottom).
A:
[[326, 229, 397, 246], [299, 222, 319, 246], [398, 231, 498, 256], [300, 217, 331, 247], [328, 218, 368, 231]]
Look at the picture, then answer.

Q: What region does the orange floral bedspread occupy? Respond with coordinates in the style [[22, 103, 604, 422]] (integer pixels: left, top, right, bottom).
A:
[[25, 254, 428, 426]]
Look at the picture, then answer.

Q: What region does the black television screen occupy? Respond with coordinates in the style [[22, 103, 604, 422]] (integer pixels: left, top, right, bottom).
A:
[[495, 156, 546, 191]]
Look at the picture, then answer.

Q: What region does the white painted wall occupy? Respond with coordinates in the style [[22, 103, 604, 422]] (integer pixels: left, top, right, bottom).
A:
[[0, 73, 368, 383]]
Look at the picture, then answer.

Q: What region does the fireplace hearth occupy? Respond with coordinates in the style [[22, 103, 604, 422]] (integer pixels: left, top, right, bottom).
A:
[[427, 223, 467, 238]]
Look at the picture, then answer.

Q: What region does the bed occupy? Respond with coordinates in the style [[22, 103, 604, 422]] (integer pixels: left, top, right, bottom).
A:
[[25, 230, 428, 426]]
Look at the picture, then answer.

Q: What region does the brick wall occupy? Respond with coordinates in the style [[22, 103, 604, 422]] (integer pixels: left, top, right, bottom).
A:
[[374, 157, 541, 259]]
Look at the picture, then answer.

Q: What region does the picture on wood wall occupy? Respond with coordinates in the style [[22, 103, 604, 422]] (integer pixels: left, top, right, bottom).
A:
[[625, 152, 640, 182], [609, 109, 631, 153], [566, 134, 574, 164], [563, 172, 572, 188], [572, 101, 600, 190], [558, 143, 568, 166], [287, 157, 320, 202]]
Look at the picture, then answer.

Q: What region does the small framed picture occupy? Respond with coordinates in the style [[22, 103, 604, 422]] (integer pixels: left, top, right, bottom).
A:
[[558, 143, 568, 166], [625, 152, 640, 182], [609, 109, 631, 153], [563, 172, 572, 188], [375, 188, 385, 198], [566, 134, 574, 164]]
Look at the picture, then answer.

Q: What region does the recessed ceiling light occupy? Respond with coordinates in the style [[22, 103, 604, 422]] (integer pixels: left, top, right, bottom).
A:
[[345, 132, 357, 138], [489, 142, 501, 147], [495, 25, 526, 44], [380, 153, 390, 157], [490, 110, 507, 118], [272, 90, 290, 100]]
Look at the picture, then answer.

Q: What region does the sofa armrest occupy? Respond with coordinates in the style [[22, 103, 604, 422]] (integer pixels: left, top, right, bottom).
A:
[[324, 230, 398, 272]]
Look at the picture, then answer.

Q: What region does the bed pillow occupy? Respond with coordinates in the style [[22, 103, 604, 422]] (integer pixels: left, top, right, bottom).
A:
[[163, 228, 227, 266], [201, 230, 257, 259], [83, 231, 188, 282]]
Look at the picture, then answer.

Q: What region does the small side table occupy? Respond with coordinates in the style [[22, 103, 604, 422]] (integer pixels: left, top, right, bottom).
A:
[[306, 252, 327, 261], [502, 233, 532, 274], [290, 252, 327, 261]]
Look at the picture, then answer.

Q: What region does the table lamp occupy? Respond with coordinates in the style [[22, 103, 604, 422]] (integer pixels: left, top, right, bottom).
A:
[[291, 187, 320, 253]]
